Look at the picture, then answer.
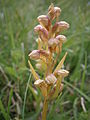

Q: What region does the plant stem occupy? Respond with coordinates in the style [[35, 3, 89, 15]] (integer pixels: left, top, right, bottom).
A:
[[42, 98, 48, 120]]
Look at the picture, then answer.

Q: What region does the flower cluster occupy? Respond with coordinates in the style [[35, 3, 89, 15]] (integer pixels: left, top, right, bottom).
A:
[[28, 3, 69, 120]]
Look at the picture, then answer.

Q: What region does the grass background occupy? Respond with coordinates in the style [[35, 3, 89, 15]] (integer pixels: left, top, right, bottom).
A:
[[0, 0, 90, 120]]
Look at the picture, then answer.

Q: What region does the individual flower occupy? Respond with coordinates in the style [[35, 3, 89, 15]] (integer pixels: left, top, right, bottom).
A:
[[34, 25, 48, 42], [48, 38, 60, 52], [29, 50, 50, 61], [37, 15, 51, 30], [52, 21, 69, 36]]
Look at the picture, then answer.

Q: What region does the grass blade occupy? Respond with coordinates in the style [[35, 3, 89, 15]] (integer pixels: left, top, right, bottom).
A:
[[0, 99, 8, 120], [81, 52, 87, 91], [7, 88, 13, 118], [22, 74, 32, 120], [63, 80, 90, 102], [73, 97, 79, 120]]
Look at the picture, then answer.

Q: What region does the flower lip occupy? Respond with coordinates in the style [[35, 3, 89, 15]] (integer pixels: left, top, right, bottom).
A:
[[54, 69, 69, 77]]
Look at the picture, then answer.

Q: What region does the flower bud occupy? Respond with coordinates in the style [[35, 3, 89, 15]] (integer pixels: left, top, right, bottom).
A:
[[48, 4, 61, 20], [56, 35, 66, 43], [45, 74, 57, 85], [37, 15, 51, 30], [48, 3, 54, 20], [34, 25, 48, 41], [54, 69, 69, 77], [52, 21, 69, 34]]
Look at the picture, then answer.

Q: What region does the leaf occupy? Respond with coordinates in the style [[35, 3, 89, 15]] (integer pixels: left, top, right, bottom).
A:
[[7, 88, 13, 117], [53, 52, 67, 73], [63, 80, 90, 102], [28, 60, 39, 80], [29, 85, 38, 101], [22, 74, 31, 120], [0, 99, 9, 120]]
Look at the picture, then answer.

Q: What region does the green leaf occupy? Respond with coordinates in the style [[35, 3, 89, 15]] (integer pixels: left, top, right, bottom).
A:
[[0, 99, 9, 120], [7, 88, 13, 118]]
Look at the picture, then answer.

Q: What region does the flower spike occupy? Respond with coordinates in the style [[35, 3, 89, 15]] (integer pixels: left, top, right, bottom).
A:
[[28, 3, 70, 120]]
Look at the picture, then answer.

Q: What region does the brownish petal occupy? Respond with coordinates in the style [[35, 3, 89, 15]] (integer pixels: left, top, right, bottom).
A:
[[56, 35, 66, 43], [45, 74, 57, 85], [54, 69, 69, 77], [29, 50, 40, 60], [37, 15, 51, 30], [34, 25, 48, 41], [52, 21, 69, 34]]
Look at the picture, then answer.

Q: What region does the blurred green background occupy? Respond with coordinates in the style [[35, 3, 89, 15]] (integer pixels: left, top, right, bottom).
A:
[[0, 0, 90, 120]]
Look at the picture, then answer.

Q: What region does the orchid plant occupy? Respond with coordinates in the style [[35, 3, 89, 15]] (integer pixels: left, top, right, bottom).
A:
[[28, 3, 70, 120]]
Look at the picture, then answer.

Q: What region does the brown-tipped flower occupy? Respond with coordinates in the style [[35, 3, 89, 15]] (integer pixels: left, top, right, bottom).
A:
[[48, 4, 61, 20], [29, 50, 50, 60], [55, 35, 66, 53], [34, 25, 48, 41], [45, 74, 57, 85], [34, 79, 47, 97], [54, 69, 69, 77], [29, 50, 40, 60], [34, 79, 46, 87], [52, 21, 69, 34], [37, 15, 51, 30], [56, 35, 66, 43], [48, 38, 60, 51]]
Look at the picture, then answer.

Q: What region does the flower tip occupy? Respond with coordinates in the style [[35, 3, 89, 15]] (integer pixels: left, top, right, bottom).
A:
[[56, 35, 67, 43], [28, 50, 40, 60], [34, 79, 44, 86], [34, 25, 42, 32]]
